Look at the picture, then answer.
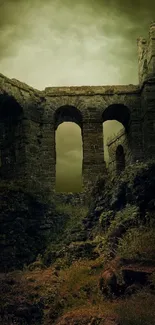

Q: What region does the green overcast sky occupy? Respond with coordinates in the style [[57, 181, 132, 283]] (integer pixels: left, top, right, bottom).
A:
[[0, 0, 154, 191]]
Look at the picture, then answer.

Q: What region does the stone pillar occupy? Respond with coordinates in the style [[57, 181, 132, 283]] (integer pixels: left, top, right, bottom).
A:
[[127, 120, 144, 162], [147, 22, 155, 79], [82, 121, 106, 191], [23, 119, 56, 199], [138, 23, 155, 161], [137, 22, 155, 84], [137, 37, 147, 84], [141, 79, 155, 159]]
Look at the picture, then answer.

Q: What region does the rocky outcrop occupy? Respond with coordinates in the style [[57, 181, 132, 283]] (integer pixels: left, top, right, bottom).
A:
[[99, 257, 155, 298]]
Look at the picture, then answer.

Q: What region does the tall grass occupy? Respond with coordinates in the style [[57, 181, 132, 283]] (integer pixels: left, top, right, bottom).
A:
[[115, 290, 155, 325], [117, 225, 155, 261]]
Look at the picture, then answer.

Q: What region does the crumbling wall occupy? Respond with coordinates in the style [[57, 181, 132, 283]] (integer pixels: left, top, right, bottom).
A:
[[0, 73, 142, 199], [137, 22, 155, 85], [139, 23, 155, 159], [107, 129, 131, 176], [0, 32, 151, 202]]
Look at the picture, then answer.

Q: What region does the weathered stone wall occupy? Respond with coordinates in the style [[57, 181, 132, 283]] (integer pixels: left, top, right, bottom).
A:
[[137, 22, 155, 85], [0, 77, 143, 200], [82, 121, 106, 190], [0, 95, 26, 181], [107, 129, 131, 176], [0, 22, 155, 200], [141, 80, 155, 159], [139, 23, 155, 159], [0, 72, 142, 199]]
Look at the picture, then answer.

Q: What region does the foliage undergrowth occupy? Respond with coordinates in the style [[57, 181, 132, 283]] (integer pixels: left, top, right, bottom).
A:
[[55, 203, 88, 230], [1, 160, 155, 324], [42, 203, 89, 267], [117, 225, 155, 262], [115, 290, 155, 325]]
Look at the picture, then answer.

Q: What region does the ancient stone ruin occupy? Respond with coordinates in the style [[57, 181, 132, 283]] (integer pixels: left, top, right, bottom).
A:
[[107, 129, 128, 176], [0, 22, 155, 200]]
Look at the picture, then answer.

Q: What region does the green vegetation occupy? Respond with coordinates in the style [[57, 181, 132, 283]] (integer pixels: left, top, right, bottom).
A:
[[117, 225, 155, 262], [55, 203, 88, 230], [1, 161, 155, 324], [42, 203, 89, 267]]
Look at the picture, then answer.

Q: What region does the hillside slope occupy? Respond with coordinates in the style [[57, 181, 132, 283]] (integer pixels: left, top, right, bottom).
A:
[[0, 161, 155, 324]]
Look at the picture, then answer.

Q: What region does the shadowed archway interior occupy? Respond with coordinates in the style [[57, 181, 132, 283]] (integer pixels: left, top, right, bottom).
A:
[[0, 94, 23, 171], [102, 104, 130, 130], [116, 144, 125, 174], [54, 105, 83, 130]]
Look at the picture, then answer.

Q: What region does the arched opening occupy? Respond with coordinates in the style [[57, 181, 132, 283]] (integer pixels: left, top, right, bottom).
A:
[[0, 94, 23, 174], [102, 104, 130, 168], [54, 105, 83, 192], [116, 145, 125, 174]]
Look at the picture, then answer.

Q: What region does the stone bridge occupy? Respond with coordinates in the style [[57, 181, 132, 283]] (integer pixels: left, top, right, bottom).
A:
[[0, 22, 155, 199]]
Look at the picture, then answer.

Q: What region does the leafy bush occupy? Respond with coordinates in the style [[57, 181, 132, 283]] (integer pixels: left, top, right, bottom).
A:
[[107, 205, 139, 235], [99, 210, 114, 230], [55, 203, 88, 228], [117, 225, 155, 261], [149, 271, 155, 288]]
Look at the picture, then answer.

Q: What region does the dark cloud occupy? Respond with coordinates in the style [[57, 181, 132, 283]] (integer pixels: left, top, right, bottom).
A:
[[0, 0, 154, 63]]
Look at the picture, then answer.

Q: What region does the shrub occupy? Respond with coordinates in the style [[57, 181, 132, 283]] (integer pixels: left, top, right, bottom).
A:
[[107, 205, 139, 236], [117, 225, 155, 261]]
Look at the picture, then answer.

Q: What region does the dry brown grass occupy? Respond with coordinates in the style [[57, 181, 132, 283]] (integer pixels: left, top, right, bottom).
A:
[[115, 290, 155, 325], [1, 254, 155, 324]]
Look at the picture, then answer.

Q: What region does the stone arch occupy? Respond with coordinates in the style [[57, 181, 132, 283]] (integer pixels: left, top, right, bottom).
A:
[[116, 145, 125, 174], [0, 93, 23, 178], [54, 105, 83, 192], [54, 105, 83, 130], [102, 103, 130, 130], [0, 93, 23, 118]]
